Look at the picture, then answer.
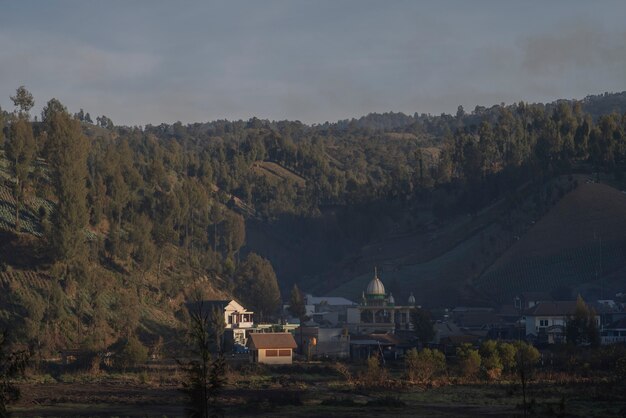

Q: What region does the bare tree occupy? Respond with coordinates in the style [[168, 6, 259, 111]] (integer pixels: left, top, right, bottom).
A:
[[179, 301, 226, 418]]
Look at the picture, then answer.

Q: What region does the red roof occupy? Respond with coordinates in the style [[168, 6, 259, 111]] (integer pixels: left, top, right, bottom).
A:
[[247, 333, 297, 350]]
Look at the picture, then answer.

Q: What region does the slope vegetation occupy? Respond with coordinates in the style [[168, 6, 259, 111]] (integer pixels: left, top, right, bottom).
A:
[[476, 182, 626, 302]]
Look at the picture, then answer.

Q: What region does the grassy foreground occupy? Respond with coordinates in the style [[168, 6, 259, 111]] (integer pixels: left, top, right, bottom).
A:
[[9, 361, 626, 417]]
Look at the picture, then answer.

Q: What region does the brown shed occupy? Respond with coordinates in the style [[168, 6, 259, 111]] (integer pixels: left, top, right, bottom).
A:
[[247, 333, 297, 364]]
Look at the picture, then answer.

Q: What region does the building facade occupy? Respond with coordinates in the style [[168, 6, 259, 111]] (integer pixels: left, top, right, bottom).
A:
[[346, 269, 416, 334], [186, 299, 254, 346], [247, 332, 298, 365]]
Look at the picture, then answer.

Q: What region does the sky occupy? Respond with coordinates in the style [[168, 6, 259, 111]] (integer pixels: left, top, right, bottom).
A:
[[1, 1, 625, 126]]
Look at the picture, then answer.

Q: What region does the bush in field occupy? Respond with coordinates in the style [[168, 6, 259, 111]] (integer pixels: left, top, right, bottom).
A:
[[497, 342, 517, 374], [456, 343, 481, 379], [117, 336, 148, 370], [360, 355, 388, 387], [0, 330, 30, 417], [615, 356, 626, 382], [334, 362, 354, 386], [480, 340, 502, 380], [405, 348, 446, 383]]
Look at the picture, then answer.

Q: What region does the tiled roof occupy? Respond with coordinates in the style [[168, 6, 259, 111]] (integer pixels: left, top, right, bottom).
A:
[[247, 333, 297, 350]]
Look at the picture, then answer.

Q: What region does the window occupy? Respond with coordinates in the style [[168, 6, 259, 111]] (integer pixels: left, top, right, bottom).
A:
[[279, 350, 291, 357], [266, 349, 278, 357], [539, 319, 549, 327]]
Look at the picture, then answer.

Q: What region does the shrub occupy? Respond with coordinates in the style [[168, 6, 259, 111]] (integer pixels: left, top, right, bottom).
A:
[[456, 343, 481, 379], [117, 336, 148, 370], [497, 342, 517, 374], [334, 362, 354, 386], [480, 340, 502, 380], [359, 355, 389, 388], [405, 348, 446, 383], [615, 356, 626, 381]]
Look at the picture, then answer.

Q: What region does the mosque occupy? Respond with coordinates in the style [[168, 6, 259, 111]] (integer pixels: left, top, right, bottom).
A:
[[345, 268, 417, 334]]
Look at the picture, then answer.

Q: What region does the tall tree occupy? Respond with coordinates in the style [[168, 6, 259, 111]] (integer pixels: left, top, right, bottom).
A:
[[234, 253, 281, 322], [180, 301, 225, 418], [288, 284, 306, 321], [514, 341, 540, 418], [45, 102, 90, 263], [411, 307, 435, 346], [566, 295, 600, 346], [5, 116, 35, 231], [288, 284, 307, 354]]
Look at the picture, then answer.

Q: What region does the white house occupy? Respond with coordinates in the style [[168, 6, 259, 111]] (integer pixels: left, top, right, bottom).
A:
[[523, 300, 599, 344], [301, 294, 357, 326], [186, 299, 254, 346], [601, 318, 626, 345]]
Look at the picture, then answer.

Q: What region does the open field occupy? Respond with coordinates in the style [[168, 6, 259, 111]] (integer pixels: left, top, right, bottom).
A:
[[10, 362, 626, 417]]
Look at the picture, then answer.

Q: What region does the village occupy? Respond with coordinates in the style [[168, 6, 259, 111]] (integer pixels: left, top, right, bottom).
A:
[[197, 269, 626, 366]]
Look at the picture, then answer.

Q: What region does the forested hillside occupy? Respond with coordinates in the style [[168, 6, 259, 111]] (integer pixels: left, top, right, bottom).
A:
[[1, 87, 626, 352]]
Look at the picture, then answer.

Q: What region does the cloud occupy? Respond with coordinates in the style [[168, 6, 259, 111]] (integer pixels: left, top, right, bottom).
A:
[[520, 23, 626, 76], [1, 3, 625, 126]]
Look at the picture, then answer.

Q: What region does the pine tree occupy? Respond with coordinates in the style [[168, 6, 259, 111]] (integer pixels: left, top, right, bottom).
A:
[[5, 116, 35, 231], [566, 295, 600, 346], [288, 284, 307, 354], [45, 102, 90, 263]]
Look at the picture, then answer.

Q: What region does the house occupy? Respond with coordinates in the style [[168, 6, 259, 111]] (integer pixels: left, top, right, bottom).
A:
[[185, 299, 254, 347], [514, 292, 552, 310], [601, 318, 626, 345], [454, 309, 502, 331], [589, 300, 626, 327], [349, 333, 401, 361], [303, 294, 357, 325], [299, 326, 350, 358], [524, 300, 599, 344], [247, 333, 298, 365], [497, 304, 524, 325]]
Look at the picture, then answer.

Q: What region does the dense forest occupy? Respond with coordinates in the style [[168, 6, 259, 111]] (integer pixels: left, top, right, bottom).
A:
[[1, 87, 626, 354]]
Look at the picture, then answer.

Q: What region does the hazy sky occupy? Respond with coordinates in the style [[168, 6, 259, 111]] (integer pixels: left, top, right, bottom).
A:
[[1, 1, 625, 126]]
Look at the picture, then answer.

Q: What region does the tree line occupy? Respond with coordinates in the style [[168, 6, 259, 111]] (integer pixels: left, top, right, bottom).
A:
[[1, 86, 626, 351]]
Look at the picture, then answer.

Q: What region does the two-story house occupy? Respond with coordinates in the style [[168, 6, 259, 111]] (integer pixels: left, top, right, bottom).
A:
[[524, 300, 599, 344], [186, 299, 254, 347]]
